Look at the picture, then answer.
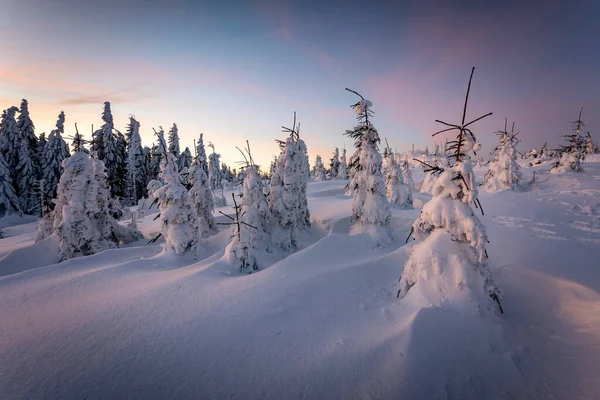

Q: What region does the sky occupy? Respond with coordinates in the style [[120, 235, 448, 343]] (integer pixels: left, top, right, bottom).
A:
[[1, 0, 599, 169]]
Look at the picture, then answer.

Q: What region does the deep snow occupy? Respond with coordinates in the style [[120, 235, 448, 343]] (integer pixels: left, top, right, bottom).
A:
[[1, 157, 600, 399]]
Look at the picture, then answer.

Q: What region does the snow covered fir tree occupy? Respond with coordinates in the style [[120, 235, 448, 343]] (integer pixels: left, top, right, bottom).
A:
[[226, 143, 271, 272], [383, 145, 412, 208], [188, 157, 218, 239], [397, 68, 502, 313], [552, 107, 587, 173], [41, 111, 70, 207], [311, 155, 327, 181], [344, 88, 391, 243], [268, 114, 311, 251], [339, 147, 349, 180], [152, 148, 198, 256], [481, 119, 522, 192], [329, 147, 340, 179]]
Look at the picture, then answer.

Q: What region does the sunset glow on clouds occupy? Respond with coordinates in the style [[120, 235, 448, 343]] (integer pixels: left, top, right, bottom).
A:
[[1, 0, 599, 168]]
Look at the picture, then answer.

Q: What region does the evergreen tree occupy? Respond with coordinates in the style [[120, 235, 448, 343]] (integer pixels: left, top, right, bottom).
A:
[[17, 99, 40, 182], [188, 159, 218, 239], [0, 106, 20, 174], [0, 148, 20, 216], [552, 107, 586, 173], [383, 151, 412, 208], [397, 67, 502, 313], [269, 120, 311, 251], [41, 111, 70, 206], [179, 147, 192, 171], [71, 124, 88, 154], [141, 146, 152, 191], [329, 147, 340, 179], [50, 151, 141, 260], [226, 164, 270, 271], [343, 89, 390, 242], [339, 147, 348, 180], [92, 102, 122, 197], [125, 116, 146, 203], [115, 130, 128, 198], [196, 133, 208, 174], [168, 123, 180, 158], [208, 144, 222, 190], [150, 127, 167, 180], [311, 155, 327, 181], [585, 132, 598, 154], [481, 120, 522, 192], [153, 153, 197, 255]]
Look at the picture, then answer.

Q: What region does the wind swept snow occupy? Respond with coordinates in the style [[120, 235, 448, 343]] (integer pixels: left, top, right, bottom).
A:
[[1, 159, 600, 399]]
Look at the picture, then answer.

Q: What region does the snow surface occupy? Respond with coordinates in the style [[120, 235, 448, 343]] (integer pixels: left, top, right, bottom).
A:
[[1, 158, 600, 399]]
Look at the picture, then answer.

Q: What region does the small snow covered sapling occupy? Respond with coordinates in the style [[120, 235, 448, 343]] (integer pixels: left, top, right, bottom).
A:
[[312, 155, 327, 181], [188, 156, 218, 239], [481, 119, 522, 192], [339, 147, 349, 180], [225, 141, 271, 272], [397, 67, 503, 314], [383, 141, 412, 209], [552, 107, 587, 173], [151, 130, 197, 255], [344, 88, 391, 241]]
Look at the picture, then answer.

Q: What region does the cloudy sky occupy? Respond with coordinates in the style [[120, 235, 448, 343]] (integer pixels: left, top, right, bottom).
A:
[[1, 0, 598, 168]]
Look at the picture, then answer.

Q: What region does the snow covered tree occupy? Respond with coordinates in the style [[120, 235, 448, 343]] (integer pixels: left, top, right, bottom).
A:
[[150, 127, 167, 180], [70, 123, 88, 154], [92, 102, 122, 197], [125, 116, 146, 204], [152, 141, 197, 255], [343, 89, 391, 242], [339, 147, 348, 180], [17, 99, 40, 200], [552, 107, 586, 173], [188, 159, 218, 239], [226, 143, 271, 271], [481, 119, 522, 192], [329, 147, 340, 179], [585, 132, 598, 154], [383, 150, 412, 208], [114, 131, 128, 199], [397, 153, 415, 192], [397, 67, 502, 313], [195, 133, 209, 174], [207, 143, 222, 190], [312, 155, 327, 181], [41, 111, 70, 207], [50, 151, 141, 260], [0, 149, 19, 216], [0, 106, 20, 175], [269, 115, 311, 251], [168, 123, 180, 158], [179, 147, 192, 171]]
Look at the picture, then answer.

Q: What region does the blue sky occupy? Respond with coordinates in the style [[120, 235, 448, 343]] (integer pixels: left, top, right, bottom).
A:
[[1, 0, 599, 168]]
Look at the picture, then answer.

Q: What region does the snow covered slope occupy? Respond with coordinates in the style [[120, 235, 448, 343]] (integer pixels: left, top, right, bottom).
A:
[[1, 160, 600, 399]]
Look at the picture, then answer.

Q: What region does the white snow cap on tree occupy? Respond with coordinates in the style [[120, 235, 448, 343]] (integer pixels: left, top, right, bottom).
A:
[[312, 155, 327, 181], [50, 152, 141, 260], [208, 147, 222, 190], [343, 90, 391, 243], [188, 159, 218, 239], [226, 164, 271, 271], [0, 149, 20, 216], [329, 147, 340, 179], [482, 123, 522, 192], [397, 68, 502, 313], [384, 152, 412, 208], [153, 153, 198, 255], [41, 111, 70, 205], [168, 123, 180, 158], [339, 148, 348, 180], [126, 116, 146, 203], [269, 130, 311, 251]]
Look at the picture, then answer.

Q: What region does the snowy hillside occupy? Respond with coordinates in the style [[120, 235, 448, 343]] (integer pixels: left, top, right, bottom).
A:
[[1, 159, 600, 399]]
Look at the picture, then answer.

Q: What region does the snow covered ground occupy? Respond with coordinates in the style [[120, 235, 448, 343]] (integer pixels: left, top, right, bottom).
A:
[[1, 157, 600, 399]]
